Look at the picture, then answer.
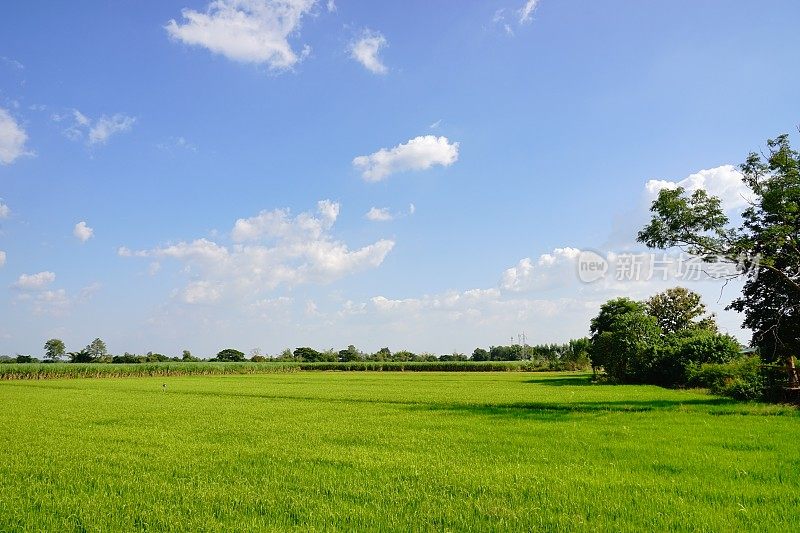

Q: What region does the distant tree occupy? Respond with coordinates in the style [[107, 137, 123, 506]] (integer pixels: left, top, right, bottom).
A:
[[471, 348, 490, 361], [338, 345, 362, 362], [68, 349, 95, 363], [216, 348, 246, 362], [277, 348, 295, 361], [563, 338, 591, 370], [85, 338, 108, 361], [391, 350, 415, 362], [645, 287, 716, 335], [181, 350, 199, 362], [439, 352, 467, 361], [44, 338, 66, 361], [293, 347, 322, 362], [16, 355, 35, 363], [146, 352, 170, 362]]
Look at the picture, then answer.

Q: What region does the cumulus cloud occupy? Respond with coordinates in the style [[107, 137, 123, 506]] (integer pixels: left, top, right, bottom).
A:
[[500, 247, 582, 292], [13, 271, 56, 290], [326, 0, 336, 12], [56, 109, 136, 146], [349, 29, 388, 74], [73, 221, 94, 242], [645, 164, 751, 212], [365, 207, 392, 222], [119, 200, 395, 304], [0, 201, 9, 219], [353, 135, 459, 182], [165, 0, 316, 70], [0, 108, 31, 165]]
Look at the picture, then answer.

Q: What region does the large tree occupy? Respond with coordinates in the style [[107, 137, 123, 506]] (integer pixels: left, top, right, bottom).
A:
[[645, 287, 717, 335], [43, 338, 66, 361], [639, 134, 799, 386]]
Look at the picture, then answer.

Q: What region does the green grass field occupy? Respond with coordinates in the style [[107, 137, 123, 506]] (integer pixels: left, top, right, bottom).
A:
[[1, 372, 798, 531]]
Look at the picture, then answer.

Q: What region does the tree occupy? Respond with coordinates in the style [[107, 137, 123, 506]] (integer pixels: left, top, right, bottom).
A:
[[68, 349, 95, 363], [293, 347, 322, 362], [216, 348, 245, 362], [639, 134, 800, 386], [85, 338, 108, 361], [44, 339, 66, 361], [645, 287, 717, 334], [338, 345, 362, 362], [471, 348, 489, 361], [181, 350, 198, 362], [589, 298, 645, 374]]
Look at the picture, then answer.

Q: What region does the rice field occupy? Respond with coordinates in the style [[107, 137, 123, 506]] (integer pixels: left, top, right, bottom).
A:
[[1, 372, 798, 531]]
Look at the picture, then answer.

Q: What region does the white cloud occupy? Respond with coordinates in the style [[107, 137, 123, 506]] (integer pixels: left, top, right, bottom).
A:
[[165, 0, 316, 70], [88, 114, 136, 145], [120, 200, 395, 304], [365, 207, 392, 222], [353, 135, 459, 182], [0, 251, 5, 267], [645, 164, 751, 212], [349, 29, 388, 74], [326, 0, 336, 12], [518, 0, 540, 24], [232, 199, 339, 242], [57, 109, 136, 146], [408, 203, 416, 215], [13, 271, 56, 290], [0, 108, 30, 165], [500, 247, 581, 292], [181, 280, 224, 304], [0, 201, 9, 219], [429, 119, 442, 130], [73, 221, 94, 243]]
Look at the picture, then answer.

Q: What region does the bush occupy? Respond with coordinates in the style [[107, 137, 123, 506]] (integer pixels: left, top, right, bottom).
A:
[[648, 330, 741, 386], [688, 356, 764, 401]]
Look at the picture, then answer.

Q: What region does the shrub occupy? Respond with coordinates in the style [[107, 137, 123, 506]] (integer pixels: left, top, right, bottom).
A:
[[648, 330, 741, 386], [688, 356, 764, 400]]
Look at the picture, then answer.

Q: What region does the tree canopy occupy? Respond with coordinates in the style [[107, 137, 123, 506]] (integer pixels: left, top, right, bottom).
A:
[[639, 134, 799, 383]]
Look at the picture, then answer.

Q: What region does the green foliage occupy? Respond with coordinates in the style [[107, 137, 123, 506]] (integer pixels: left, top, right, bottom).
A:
[[43, 339, 66, 361], [85, 338, 108, 362], [688, 356, 765, 401], [645, 287, 716, 334], [216, 348, 246, 362], [293, 347, 324, 362], [338, 345, 362, 362], [650, 330, 742, 386], [471, 348, 489, 361], [589, 297, 646, 373], [639, 134, 800, 379]]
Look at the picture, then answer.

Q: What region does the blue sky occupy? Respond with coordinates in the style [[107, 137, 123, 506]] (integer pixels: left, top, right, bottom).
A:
[[1, 0, 799, 357]]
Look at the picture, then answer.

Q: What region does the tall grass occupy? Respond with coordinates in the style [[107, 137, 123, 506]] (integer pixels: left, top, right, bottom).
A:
[[0, 361, 549, 380]]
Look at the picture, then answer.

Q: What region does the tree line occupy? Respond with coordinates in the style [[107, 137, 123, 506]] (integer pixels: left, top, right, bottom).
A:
[[1, 338, 591, 370]]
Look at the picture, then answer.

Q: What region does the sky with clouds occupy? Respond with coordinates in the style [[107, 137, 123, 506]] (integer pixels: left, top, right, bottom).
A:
[[1, 0, 799, 357]]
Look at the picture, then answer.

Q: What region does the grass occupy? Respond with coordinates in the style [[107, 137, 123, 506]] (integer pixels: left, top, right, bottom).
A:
[[0, 372, 798, 531]]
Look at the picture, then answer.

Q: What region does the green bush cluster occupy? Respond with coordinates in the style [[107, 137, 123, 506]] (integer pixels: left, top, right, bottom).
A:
[[589, 290, 745, 389]]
